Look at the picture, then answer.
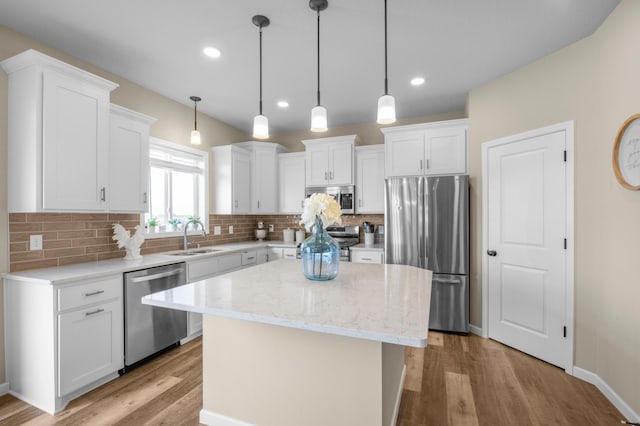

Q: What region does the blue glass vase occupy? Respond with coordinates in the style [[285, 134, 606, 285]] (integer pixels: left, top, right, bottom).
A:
[[300, 217, 340, 281]]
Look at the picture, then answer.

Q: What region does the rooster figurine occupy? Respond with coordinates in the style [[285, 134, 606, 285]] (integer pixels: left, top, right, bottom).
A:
[[112, 224, 145, 260]]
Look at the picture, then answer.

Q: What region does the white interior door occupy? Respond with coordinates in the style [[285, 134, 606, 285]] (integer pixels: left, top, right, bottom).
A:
[[484, 127, 569, 369]]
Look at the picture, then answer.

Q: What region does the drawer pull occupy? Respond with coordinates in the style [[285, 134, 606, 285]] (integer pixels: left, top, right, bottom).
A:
[[85, 290, 105, 297], [85, 308, 104, 317], [247, 257, 255, 261], [362, 257, 372, 261]]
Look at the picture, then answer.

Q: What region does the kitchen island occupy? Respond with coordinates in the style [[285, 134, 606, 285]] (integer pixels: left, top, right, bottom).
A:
[[142, 260, 432, 426]]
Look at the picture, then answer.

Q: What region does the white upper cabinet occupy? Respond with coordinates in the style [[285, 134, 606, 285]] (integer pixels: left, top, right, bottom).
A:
[[1, 50, 118, 212], [235, 142, 288, 214], [212, 145, 252, 214], [355, 145, 385, 214], [302, 135, 358, 186], [382, 119, 468, 177], [108, 105, 156, 213], [213, 143, 288, 214], [278, 152, 306, 214]]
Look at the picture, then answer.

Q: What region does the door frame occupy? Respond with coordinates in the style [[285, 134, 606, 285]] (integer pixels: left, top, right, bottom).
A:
[[481, 121, 575, 374]]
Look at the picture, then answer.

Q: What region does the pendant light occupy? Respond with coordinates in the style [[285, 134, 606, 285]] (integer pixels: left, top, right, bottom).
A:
[[377, 0, 396, 124], [310, 0, 328, 132], [190, 96, 202, 145], [252, 15, 270, 139]]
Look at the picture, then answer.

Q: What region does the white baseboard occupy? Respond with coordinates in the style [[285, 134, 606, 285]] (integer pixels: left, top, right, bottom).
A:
[[468, 324, 482, 336], [0, 382, 9, 395], [199, 409, 253, 426], [573, 366, 639, 423]]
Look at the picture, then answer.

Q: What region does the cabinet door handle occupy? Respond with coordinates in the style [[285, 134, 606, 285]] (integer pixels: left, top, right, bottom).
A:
[[420, 160, 423, 170], [329, 171, 333, 180], [85, 308, 104, 317], [143, 192, 148, 204], [235, 200, 238, 208], [426, 159, 430, 169], [85, 290, 105, 297], [100, 187, 106, 202], [324, 171, 328, 181], [257, 200, 260, 209], [358, 199, 362, 207], [301, 200, 304, 208]]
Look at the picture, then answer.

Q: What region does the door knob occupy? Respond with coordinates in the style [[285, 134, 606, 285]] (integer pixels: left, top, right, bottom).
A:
[[487, 250, 497, 256]]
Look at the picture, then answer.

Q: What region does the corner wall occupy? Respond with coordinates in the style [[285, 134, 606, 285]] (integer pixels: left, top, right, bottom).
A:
[[467, 0, 640, 415]]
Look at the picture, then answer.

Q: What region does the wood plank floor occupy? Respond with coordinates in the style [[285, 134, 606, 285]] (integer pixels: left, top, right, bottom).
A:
[[0, 333, 624, 425]]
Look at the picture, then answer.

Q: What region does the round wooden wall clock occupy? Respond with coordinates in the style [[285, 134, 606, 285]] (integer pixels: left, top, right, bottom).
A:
[[613, 114, 640, 190]]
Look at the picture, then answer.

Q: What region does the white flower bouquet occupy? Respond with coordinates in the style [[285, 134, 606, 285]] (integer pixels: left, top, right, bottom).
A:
[[300, 193, 342, 231]]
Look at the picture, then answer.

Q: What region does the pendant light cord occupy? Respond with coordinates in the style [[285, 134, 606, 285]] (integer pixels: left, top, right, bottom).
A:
[[194, 101, 198, 130], [383, 0, 389, 95], [316, 9, 321, 106], [259, 25, 263, 116]]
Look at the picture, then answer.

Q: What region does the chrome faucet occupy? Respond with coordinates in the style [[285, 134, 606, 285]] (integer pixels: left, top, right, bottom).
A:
[[183, 220, 206, 251]]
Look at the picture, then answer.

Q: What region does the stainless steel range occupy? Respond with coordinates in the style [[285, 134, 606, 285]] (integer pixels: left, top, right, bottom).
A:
[[326, 225, 360, 261]]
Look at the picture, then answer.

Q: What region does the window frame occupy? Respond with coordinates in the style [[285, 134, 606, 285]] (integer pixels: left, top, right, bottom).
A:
[[142, 136, 209, 238]]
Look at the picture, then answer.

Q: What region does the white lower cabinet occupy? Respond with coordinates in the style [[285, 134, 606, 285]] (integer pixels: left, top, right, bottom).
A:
[[58, 298, 123, 396], [283, 248, 298, 260], [351, 250, 385, 264], [185, 251, 259, 340], [267, 247, 284, 261], [257, 248, 268, 264], [4, 274, 123, 414], [241, 250, 258, 266], [267, 247, 298, 261]]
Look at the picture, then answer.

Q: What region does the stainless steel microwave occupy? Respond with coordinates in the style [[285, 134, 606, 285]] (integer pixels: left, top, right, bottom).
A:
[[305, 185, 355, 214]]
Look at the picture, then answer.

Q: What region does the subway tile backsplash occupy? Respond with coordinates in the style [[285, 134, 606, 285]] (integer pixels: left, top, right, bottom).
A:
[[8, 212, 384, 272]]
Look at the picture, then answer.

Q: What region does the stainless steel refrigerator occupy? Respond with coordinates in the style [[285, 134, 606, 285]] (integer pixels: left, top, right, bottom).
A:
[[385, 175, 469, 333]]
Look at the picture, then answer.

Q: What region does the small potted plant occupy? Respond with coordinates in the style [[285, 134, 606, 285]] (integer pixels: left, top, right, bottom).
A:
[[187, 215, 201, 225], [146, 217, 159, 233], [167, 217, 182, 232]]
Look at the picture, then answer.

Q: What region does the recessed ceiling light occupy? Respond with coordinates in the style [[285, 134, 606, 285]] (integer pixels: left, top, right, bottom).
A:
[[411, 77, 425, 86], [277, 100, 289, 108], [203, 47, 221, 58]]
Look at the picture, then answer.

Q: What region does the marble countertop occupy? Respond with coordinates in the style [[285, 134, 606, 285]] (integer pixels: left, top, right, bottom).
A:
[[2, 240, 295, 285], [142, 260, 432, 347]]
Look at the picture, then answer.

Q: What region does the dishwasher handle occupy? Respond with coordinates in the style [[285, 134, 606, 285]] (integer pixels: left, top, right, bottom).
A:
[[130, 268, 183, 283]]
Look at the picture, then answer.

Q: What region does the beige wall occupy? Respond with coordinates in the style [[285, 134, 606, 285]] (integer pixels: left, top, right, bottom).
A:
[[0, 25, 250, 384], [467, 0, 640, 414]]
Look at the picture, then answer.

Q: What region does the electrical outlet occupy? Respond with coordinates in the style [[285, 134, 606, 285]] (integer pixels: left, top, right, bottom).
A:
[[30, 234, 43, 251], [229, 225, 234, 234], [268, 224, 274, 233], [214, 226, 221, 235]]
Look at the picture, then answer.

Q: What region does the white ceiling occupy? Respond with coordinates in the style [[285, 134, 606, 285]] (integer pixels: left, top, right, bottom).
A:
[[0, 0, 620, 135]]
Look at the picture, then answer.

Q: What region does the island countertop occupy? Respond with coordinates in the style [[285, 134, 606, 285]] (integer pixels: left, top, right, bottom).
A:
[[143, 260, 432, 347]]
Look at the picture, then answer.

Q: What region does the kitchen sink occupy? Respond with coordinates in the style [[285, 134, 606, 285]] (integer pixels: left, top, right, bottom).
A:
[[166, 248, 221, 256]]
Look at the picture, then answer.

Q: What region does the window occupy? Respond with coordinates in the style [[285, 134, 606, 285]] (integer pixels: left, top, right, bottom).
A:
[[143, 137, 209, 236]]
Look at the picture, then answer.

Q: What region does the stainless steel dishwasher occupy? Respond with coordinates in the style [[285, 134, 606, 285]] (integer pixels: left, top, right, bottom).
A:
[[123, 262, 187, 370]]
